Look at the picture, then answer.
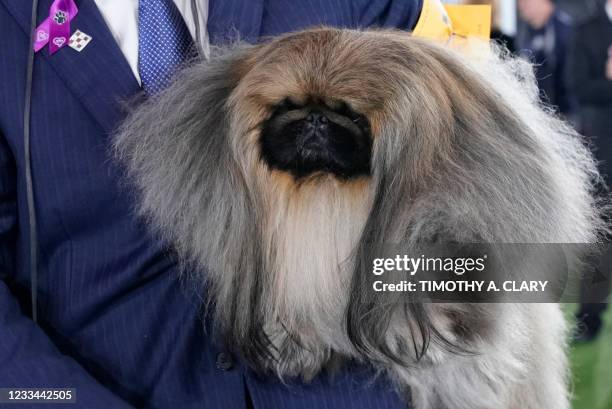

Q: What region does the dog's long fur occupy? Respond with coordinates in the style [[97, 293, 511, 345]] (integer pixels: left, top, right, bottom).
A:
[[114, 29, 603, 409]]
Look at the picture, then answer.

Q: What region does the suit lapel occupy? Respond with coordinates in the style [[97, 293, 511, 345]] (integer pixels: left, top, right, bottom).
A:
[[3, 0, 141, 134]]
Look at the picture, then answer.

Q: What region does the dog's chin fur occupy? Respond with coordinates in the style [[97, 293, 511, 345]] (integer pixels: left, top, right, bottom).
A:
[[115, 29, 604, 409], [255, 171, 373, 379]]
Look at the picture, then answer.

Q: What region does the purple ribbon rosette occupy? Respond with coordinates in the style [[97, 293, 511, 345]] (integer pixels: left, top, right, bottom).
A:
[[33, 0, 79, 54]]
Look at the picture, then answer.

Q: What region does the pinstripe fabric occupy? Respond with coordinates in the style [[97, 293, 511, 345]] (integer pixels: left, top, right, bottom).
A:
[[0, 0, 420, 407], [208, 0, 422, 44]]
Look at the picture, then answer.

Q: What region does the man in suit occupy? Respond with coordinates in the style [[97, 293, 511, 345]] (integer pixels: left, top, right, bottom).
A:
[[568, 0, 612, 342], [0, 0, 423, 407]]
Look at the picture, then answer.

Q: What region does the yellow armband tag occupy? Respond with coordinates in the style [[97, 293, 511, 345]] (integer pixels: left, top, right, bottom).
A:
[[412, 0, 454, 41], [444, 4, 491, 41], [413, 0, 491, 43]]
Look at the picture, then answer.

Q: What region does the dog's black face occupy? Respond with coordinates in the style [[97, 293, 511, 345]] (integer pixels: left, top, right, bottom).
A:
[[260, 98, 372, 179]]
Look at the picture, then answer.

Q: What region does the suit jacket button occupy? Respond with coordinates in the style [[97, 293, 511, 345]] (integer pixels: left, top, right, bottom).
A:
[[216, 352, 234, 371]]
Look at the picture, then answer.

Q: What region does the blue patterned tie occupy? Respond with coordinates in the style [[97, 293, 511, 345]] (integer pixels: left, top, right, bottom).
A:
[[138, 0, 196, 95]]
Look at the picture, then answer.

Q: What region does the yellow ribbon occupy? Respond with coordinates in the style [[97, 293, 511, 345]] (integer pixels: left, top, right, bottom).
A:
[[412, 0, 492, 43]]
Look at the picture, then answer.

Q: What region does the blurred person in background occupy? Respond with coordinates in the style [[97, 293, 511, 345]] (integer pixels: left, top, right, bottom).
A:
[[517, 0, 576, 117], [568, 0, 612, 342], [462, 0, 515, 52]]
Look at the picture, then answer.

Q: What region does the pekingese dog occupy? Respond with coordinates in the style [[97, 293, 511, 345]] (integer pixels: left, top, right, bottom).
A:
[[115, 28, 603, 409]]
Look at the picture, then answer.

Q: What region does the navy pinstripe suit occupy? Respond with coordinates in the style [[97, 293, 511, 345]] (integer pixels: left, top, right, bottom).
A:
[[0, 0, 422, 407]]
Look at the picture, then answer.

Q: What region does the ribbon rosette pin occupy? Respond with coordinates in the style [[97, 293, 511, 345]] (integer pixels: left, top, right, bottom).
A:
[[33, 0, 79, 55]]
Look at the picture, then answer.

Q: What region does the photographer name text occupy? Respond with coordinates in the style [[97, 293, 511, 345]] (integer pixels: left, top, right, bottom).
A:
[[371, 255, 549, 293]]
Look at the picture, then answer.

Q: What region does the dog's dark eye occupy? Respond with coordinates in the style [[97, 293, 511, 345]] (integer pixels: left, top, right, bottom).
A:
[[336, 102, 368, 128], [274, 97, 302, 115], [351, 114, 367, 126], [334, 102, 370, 130]]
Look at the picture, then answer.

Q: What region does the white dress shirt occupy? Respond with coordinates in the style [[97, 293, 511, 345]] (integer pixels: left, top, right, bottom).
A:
[[93, 0, 210, 84]]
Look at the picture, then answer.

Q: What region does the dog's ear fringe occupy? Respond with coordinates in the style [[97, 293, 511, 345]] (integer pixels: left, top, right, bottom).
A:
[[346, 39, 608, 363], [113, 43, 274, 357], [113, 44, 250, 267]]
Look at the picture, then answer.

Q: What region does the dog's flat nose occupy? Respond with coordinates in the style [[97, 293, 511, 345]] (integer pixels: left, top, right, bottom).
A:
[[298, 112, 330, 155], [306, 111, 329, 127]]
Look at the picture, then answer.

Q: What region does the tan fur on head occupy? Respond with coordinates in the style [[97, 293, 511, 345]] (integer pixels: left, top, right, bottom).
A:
[[115, 28, 603, 408]]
